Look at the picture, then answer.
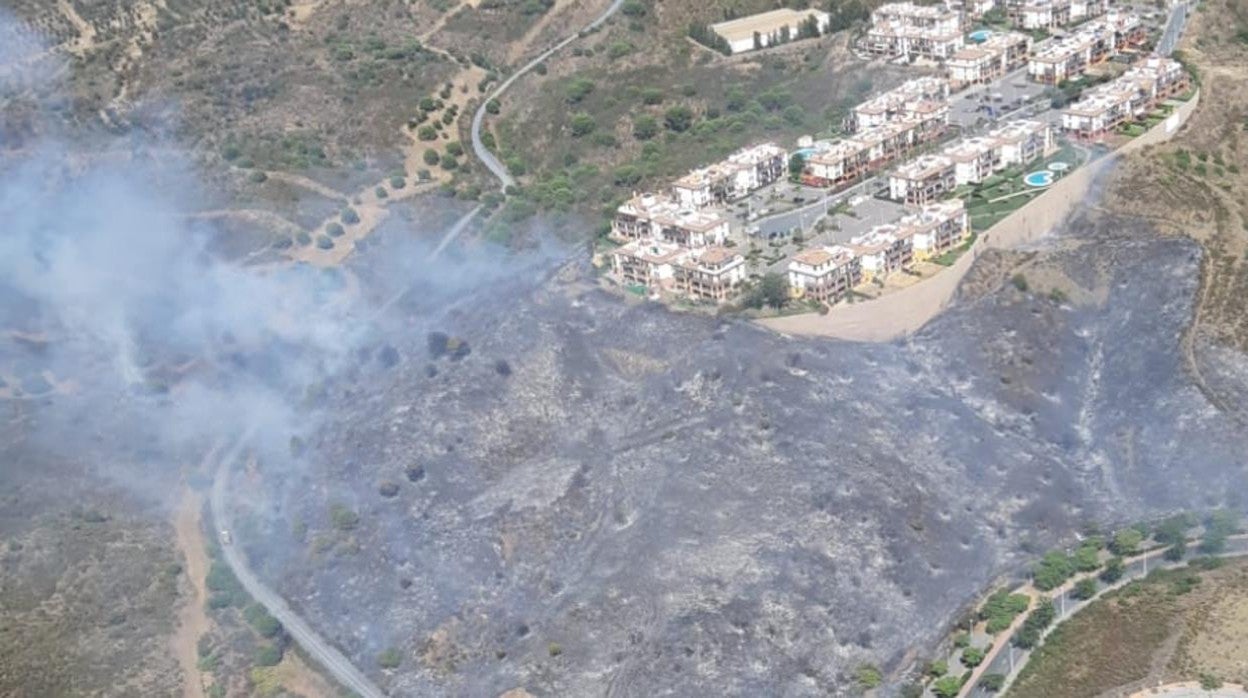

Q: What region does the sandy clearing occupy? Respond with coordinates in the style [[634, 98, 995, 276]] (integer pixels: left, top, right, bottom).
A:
[[55, 0, 98, 55], [261, 170, 350, 202], [507, 0, 580, 64]]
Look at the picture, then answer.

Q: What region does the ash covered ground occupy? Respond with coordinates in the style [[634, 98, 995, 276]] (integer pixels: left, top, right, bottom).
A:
[[229, 215, 1248, 696]]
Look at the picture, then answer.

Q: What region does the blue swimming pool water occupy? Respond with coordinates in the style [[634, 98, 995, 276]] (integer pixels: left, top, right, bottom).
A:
[[795, 148, 817, 159], [1024, 171, 1054, 187], [968, 29, 993, 42]]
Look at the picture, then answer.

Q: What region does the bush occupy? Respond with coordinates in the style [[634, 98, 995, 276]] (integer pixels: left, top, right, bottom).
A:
[[248, 171, 268, 184], [607, 41, 634, 59], [441, 155, 459, 170], [327, 222, 345, 237], [423, 149, 440, 166], [329, 504, 359, 531], [620, 0, 645, 16], [446, 141, 464, 157], [254, 645, 282, 667], [933, 675, 962, 698], [378, 481, 399, 498], [378, 647, 403, 669], [664, 105, 695, 132], [856, 664, 882, 689], [1110, 528, 1143, 556], [1011, 273, 1028, 292], [981, 673, 1007, 692], [954, 632, 971, 648], [1033, 551, 1075, 590], [418, 125, 438, 141], [566, 78, 595, 103], [570, 112, 597, 137], [927, 659, 948, 677], [375, 186, 388, 198], [633, 115, 659, 140], [485, 98, 501, 115], [340, 207, 360, 224], [1100, 556, 1125, 583], [640, 87, 663, 105], [961, 646, 986, 668], [243, 604, 282, 638], [296, 231, 312, 246], [1072, 578, 1098, 600]]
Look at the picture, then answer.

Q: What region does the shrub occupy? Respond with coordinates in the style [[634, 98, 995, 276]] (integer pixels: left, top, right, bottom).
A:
[[1033, 550, 1074, 590], [378, 481, 399, 498], [405, 465, 426, 482], [1100, 556, 1125, 583], [1011, 273, 1028, 292], [1110, 528, 1143, 556], [254, 644, 282, 667], [633, 115, 659, 140], [390, 175, 406, 189], [340, 207, 360, 224], [375, 186, 388, 198], [933, 675, 962, 698], [248, 171, 268, 184], [981, 673, 1007, 692], [620, 0, 645, 16], [417, 125, 438, 141], [327, 222, 345, 237], [243, 604, 282, 638], [566, 78, 595, 103], [296, 231, 312, 246], [664, 105, 695, 132], [548, 642, 563, 657], [423, 149, 440, 166], [485, 98, 501, 115], [607, 41, 634, 59], [441, 155, 459, 170], [961, 646, 986, 668], [856, 664, 882, 689], [378, 647, 403, 669], [927, 659, 948, 677], [1072, 578, 1098, 600], [570, 112, 596, 137], [954, 632, 971, 648], [640, 87, 663, 105], [446, 141, 464, 157], [329, 504, 359, 531]]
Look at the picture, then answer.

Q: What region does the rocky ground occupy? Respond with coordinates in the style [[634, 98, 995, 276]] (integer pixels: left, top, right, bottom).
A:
[[215, 207, 1248, 696]]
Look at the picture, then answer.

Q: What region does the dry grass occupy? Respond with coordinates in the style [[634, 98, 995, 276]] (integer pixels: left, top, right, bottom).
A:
[[1009, 559, 1248, 698]]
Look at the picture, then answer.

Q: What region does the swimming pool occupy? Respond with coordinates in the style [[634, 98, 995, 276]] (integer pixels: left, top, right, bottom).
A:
[[1024, 170, 1054, 187], [968, 29, 993, 42], [1047, 161, 1071, 172]]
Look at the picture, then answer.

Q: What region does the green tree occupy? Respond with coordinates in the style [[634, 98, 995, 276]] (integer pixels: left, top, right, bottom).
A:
[[933, 675, 962, 698], [640, 87, 664, 105], [423, 149, 440, 166], [961, 646, 986, 668], [632, 115, 659, 140], [417, 125, 438, 141], [900, 683, 924, 698], [378, 647, 403, 669], [663, 105, 695, 132], [981, 673, 1007, 692], [1033, 550, 1074, 591], [485, 98, 501, 115], [1073, 543, 1101, 572], [566, 78, 596, 103], [1072, 578, 1098, 600], [1164, 536, 1187, 561], [620, 0, 645, 16], [1199, 672, 1223, 690], [1153, 514, 1192, 545], [855, 664, 882, 689], [340, 207, 360, 225], [1110, 528, 1143, 556], [329, 503, 359, 531], [446, 141, 464, 157], [788, 153, 806, 181], [746, 273, 788, 309], [1201, 509, 1240, 554], [254, 644, 282, 667], [570, 112, 597, 137], [1100, 556, 1126, 583], [926, 659, 948, 677], [441, 155, 459, 170]]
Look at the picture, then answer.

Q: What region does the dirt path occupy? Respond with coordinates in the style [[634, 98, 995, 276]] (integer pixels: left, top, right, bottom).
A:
[[507, 0, 579, 64], [55, 0, 98, 56], [261, 170, 350, 202], [170, 487, 212, 698]]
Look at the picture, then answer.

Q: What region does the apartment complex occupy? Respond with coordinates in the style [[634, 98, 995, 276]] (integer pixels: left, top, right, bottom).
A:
[[611, 194, 730, 247], [804, 77, 951, 188], [609, 237, 746, 303], [939, 119, 1056, 184], [1006, 0, 1105, 30], [1027, 12, 1145, 84], [710, 8, 832, 54], [787, 245, 862, 303], [851, 76, 951, 131], [889, 154, 957, 205], [946, 32, 1033, 88], [1061, 56, 1189, 138], [864, 2, 966, 60], [670, 143, 788, 209]]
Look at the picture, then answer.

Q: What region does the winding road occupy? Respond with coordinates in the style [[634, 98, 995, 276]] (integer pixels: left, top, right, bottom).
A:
[[211, 445, 386, 698], [470, 0, 628, 189]]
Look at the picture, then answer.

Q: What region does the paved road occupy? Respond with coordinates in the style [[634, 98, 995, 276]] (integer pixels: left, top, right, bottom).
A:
[[1157, 1, 1188, 57], [963, 537, 1248, 698], [470, 0, 628, 189], [211, 447, 386, 698]]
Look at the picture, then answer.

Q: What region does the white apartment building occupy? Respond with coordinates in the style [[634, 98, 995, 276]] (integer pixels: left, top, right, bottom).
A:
[[611, 239, 686, 289], [610, 194, 729, 248], [1027, 12, 1144, 84], [943, 136, 1003, 185], [1061, 57, 1188, 138], [865, 2, 965, 60], [904, 199, 971, 261], [889, 154, 957, 205], [710, 8, 832, 54], [946, 32, 1033, 88], [990, 119, 1056, 164], [851, 225, 916, 282], [946, 0, 1002, 19], [852, 76, 951, 131], [787, 246, 863, 303], [672, 247, 748, 302], [671, 143, 788, 208]]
